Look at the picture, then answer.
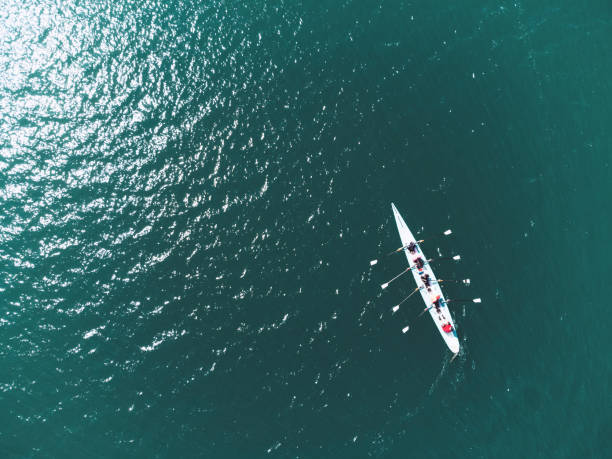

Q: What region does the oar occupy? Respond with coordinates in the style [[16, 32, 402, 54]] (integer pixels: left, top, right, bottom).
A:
[[402, 306, 433, 332], [369, 247, 405, 266], [381, 259, 435, 290], [439, 255, 461, 261], [417, 228, 452, 243], [382, 255, 456, 290], [391, 286, 421, 313], [369, 229, 452, 266], [403, 307, 434, 332], [403, 297, 481, 335], [438, 278, 471, 286], [370, 250, 400, 267], [402, 303, 440, 331], [392, 278, 470, 313], [448, 298, 482, 304], [417, 297, 481, 317], [380, 267, 410, 290], [412, 255, 458, 268]]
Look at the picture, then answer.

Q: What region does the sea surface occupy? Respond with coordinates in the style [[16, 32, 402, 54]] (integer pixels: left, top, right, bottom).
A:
[[1, 0, 611, 457]]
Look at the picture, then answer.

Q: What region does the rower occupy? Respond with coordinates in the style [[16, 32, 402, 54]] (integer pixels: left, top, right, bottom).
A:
[[407, 241, 418, 254], [432, 295, 442, 312], [442, 323, 453, 333], [414, 257, 425, 270], [421, 273, 431, 287]]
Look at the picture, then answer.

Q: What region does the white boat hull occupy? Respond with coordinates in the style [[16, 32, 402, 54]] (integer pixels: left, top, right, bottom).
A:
[[391, 203, 460, 354]]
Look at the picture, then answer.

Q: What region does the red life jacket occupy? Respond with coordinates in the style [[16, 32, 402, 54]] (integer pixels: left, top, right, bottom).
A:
[[442, 323, 452, 333]]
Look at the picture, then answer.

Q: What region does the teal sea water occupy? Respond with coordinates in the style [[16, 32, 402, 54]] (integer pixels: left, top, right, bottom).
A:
[[1, 0, 611, 457]]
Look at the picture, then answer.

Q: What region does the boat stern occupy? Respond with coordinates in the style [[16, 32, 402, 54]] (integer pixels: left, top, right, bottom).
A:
[[444, 331, 460, 354]]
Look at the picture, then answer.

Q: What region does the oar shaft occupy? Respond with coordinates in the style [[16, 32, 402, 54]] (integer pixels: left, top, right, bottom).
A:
[[371, 243, 419, 266], [419, 297, 451, 316], [392, 286, 422, 312], [438, 255, 461, 261], [371, 229, 452, 267], [390, 244, 411, 255], [381, 267, 411, 289], [383, 259, 434, 288], [437, 278, 470, 285], [417, 229, 452, 243], [403, 293, 458, 333], [388, 267, 410, 283]]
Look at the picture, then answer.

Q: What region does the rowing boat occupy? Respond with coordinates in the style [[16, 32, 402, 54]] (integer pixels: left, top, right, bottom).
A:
[[391, 203, 460, 354]]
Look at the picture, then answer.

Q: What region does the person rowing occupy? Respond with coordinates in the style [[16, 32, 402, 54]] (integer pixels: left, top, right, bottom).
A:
[[407, 241, 418, 254], [420, 296, 441, 314], [432, 295, 442, 312], [414, 257, 425, 270], [421, 273, 431, 287]]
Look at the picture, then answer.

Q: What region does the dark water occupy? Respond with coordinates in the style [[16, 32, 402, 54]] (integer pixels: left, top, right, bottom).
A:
[[1, 0, 611, 457]]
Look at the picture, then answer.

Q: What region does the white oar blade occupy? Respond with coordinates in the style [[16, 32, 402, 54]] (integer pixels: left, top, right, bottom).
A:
[[392, 305, 399, 313], [381, 283, 389, 290], [402, 325, 410, 333], [444, 229, 452, 235], [473, 298, 482, 303], [453, 255, 461, 261], [463, 278, 471, 285], [370, 259, 378, 266]]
